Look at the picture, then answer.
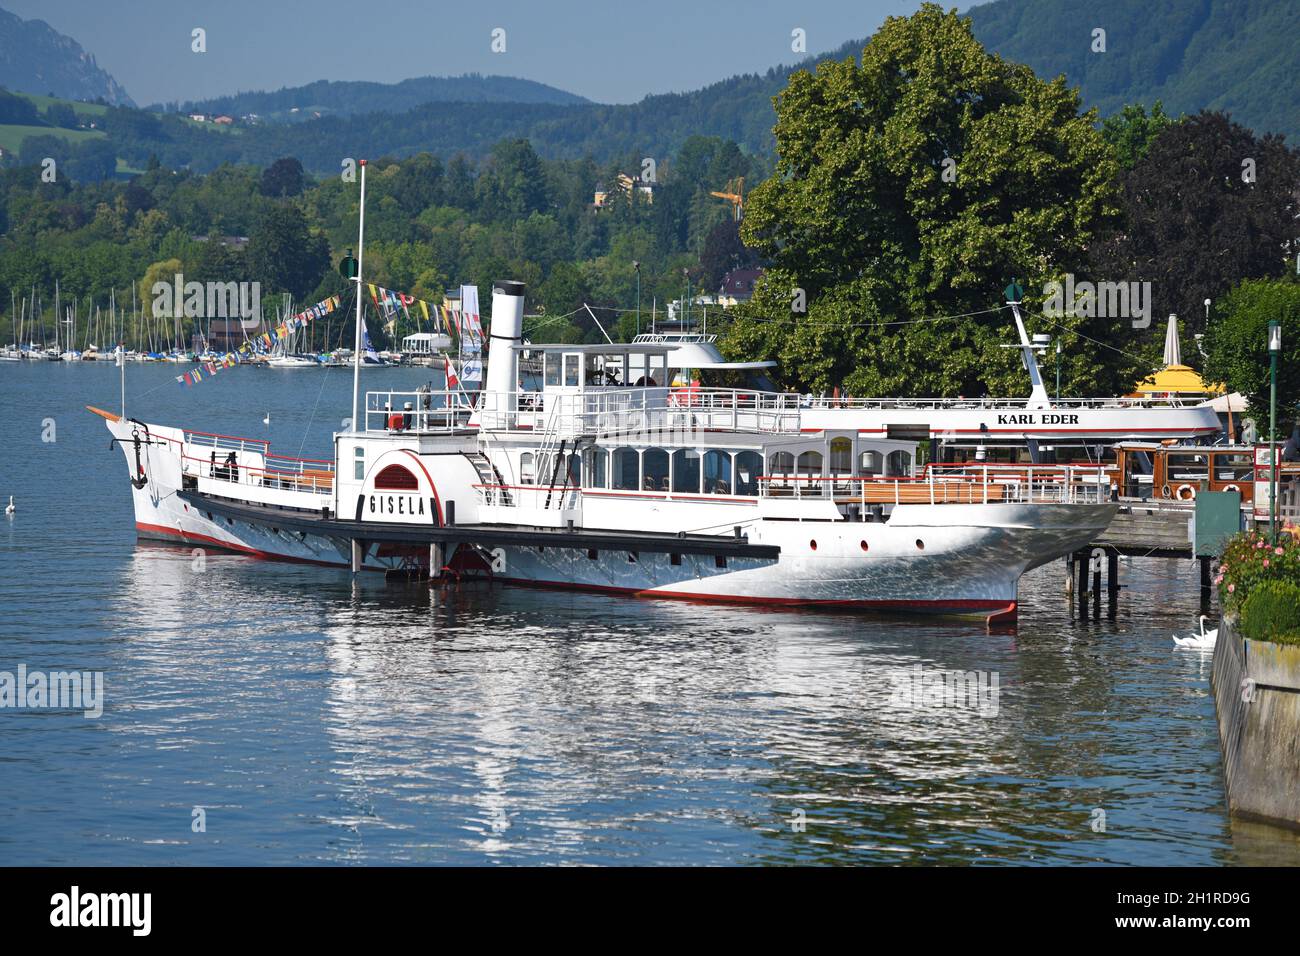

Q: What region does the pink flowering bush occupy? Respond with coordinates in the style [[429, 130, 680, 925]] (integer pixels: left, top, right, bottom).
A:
[[1218, 529, 1300, 614]]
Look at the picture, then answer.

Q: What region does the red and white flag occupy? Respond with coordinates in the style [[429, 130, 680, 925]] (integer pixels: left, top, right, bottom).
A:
[[445, 355, 460, 388]]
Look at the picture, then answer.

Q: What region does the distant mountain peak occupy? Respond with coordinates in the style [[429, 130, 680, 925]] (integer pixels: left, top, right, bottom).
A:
[[0, 6, 134, 106]]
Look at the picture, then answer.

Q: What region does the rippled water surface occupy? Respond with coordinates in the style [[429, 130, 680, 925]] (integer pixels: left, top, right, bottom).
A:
[[2, 362, 1298, 865]]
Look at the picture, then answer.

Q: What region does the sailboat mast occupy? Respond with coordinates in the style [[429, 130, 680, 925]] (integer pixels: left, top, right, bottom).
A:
[[350, 159, 368, 434]]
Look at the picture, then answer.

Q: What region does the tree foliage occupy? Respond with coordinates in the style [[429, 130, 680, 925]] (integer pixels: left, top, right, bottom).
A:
[[1203, 280, 1300, 424], [1089, 112, 1300, 345], [725, 3, 1126, 397]]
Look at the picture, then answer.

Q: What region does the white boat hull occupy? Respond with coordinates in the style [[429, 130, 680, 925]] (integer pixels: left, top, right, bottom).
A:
[[102, 414, 1114, 619]]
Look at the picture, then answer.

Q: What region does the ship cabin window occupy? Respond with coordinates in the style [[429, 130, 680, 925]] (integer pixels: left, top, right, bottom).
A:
[[1166, 452, 1209, 484], [1213, 452, 1253, 483], [588, 448, 608, 488], [353, 446, 365, 480], [859, 450, 882, 475], [520, 452, 535, 485], [829, 437, 853, 474], [613, 447, 640, 490], [704, 450, 732, 495], [643, 448, 670, 492], [797, 450, 824, 477], [566, 453, 581, 486], [886, 450, 912, 477], [769, 451, 795, 475], [672, 449, 702, 494], [544, 353, 562, 388], [564, 353, 580, 387], [734, 451, 762, 496]]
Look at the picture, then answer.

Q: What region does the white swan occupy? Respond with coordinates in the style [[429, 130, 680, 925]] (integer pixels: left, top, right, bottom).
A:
[[4, 496, 12, 515], [263, 411, 271, 425], [1173, 615, 1218, 649]]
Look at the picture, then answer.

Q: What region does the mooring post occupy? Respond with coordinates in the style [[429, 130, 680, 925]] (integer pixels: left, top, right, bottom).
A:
[[350, 538, 363, 574], [1107, 550, 1119, 619], [1065, 554, 1074, 598], [1092, 555, 1102, 619], [1075, 548, 1090, 618]]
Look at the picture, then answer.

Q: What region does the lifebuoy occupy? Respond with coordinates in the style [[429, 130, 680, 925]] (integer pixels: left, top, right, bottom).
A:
[[1223, 483, 1240, 493], [1175, 483, 1196, 501], [1161, 484, 1172, 499]]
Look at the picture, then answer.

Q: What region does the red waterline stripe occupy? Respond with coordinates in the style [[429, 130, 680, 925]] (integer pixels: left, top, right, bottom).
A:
[[134, 521, 346, 568]]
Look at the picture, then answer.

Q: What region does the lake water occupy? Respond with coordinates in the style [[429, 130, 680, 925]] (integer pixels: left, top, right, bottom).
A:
[[2, 361, 1298, 865]]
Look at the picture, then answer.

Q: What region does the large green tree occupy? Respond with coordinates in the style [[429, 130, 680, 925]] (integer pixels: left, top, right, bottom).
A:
[[246, 203, 329, 300], [1089, 111, 1300, 346], [725, 3, 1125, 397], [1203, 280, 1300, 426]]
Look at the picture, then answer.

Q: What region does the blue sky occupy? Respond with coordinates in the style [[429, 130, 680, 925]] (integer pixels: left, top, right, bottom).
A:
[[7, 0, 939, 106]]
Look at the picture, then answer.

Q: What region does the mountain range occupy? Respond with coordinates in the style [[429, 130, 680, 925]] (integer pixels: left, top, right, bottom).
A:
[[0, 7, 133, 106], [2, 0, 1296, 175]]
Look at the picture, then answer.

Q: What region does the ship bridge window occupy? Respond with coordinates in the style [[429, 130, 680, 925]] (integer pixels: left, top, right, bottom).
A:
[[544, 354, 561, 388], [564, 353, 580, 387], [374, 464, 418, 490], [643, 448, 669, 492], [886, 450, 912, 477], [829, 437, 852, 473], [613, 447, 639, 490], [672, 449, 702, 494], [704, 450, 732, 494], [734, 451, 762, 496]]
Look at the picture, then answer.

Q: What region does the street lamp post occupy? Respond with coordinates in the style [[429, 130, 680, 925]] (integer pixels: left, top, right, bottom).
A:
[[1269, 320, 1281, 541], [631, 261, 642, 335]]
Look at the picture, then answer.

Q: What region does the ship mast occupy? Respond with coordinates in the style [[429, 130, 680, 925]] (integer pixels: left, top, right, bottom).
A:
[[350, 159, 368, 434]]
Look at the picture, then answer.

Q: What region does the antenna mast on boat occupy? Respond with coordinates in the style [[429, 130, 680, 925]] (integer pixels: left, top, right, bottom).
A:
[[350, 160, 368, 434], [1006, 292, 1050, 410]]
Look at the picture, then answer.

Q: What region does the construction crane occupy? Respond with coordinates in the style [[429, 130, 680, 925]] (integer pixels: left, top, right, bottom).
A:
[[710, 177, 745, 221]]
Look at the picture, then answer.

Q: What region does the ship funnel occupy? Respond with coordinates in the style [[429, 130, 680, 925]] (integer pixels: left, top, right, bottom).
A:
[[486, 280, 526, 399]]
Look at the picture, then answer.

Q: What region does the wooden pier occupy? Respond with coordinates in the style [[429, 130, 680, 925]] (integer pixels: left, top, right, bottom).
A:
[[1070, 502, 1209, 619]]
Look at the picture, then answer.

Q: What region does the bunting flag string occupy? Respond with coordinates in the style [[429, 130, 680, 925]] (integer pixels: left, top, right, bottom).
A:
[[175, 294, 341, 387]]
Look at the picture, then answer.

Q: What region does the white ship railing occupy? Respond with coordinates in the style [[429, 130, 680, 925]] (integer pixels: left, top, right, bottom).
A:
[[182, 446, 334, 496], [802, 395, 1209, 410], [365, 387, 802, 436], [759, 464, 1111, 505]]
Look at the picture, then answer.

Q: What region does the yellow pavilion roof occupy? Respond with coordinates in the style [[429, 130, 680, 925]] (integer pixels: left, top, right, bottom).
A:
[[1132, 364, 1225, 396]]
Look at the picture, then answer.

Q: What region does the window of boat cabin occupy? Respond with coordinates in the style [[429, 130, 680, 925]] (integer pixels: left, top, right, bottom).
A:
[[613, 448, 639, 490], [544, 353, 561, 388], [885, 450, 912, 477], [354, 446, 364, 480], [519, 452, 535, 484], [704, 450, 732, 494], [587, 448, 608, 488], [643, 448, 670, 491], [1214, 452, 1253, 483], [859, 450, 881, 476], [672, 449, 701, 493], [734, 451, 762, 495], [1166, 452, 1208, 483], [769, 451, 795, 475], [829, 437, 853, 473], [564, 353, 580, 387], [566, 453, 581, 486], [797, 450, 823, 478]]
